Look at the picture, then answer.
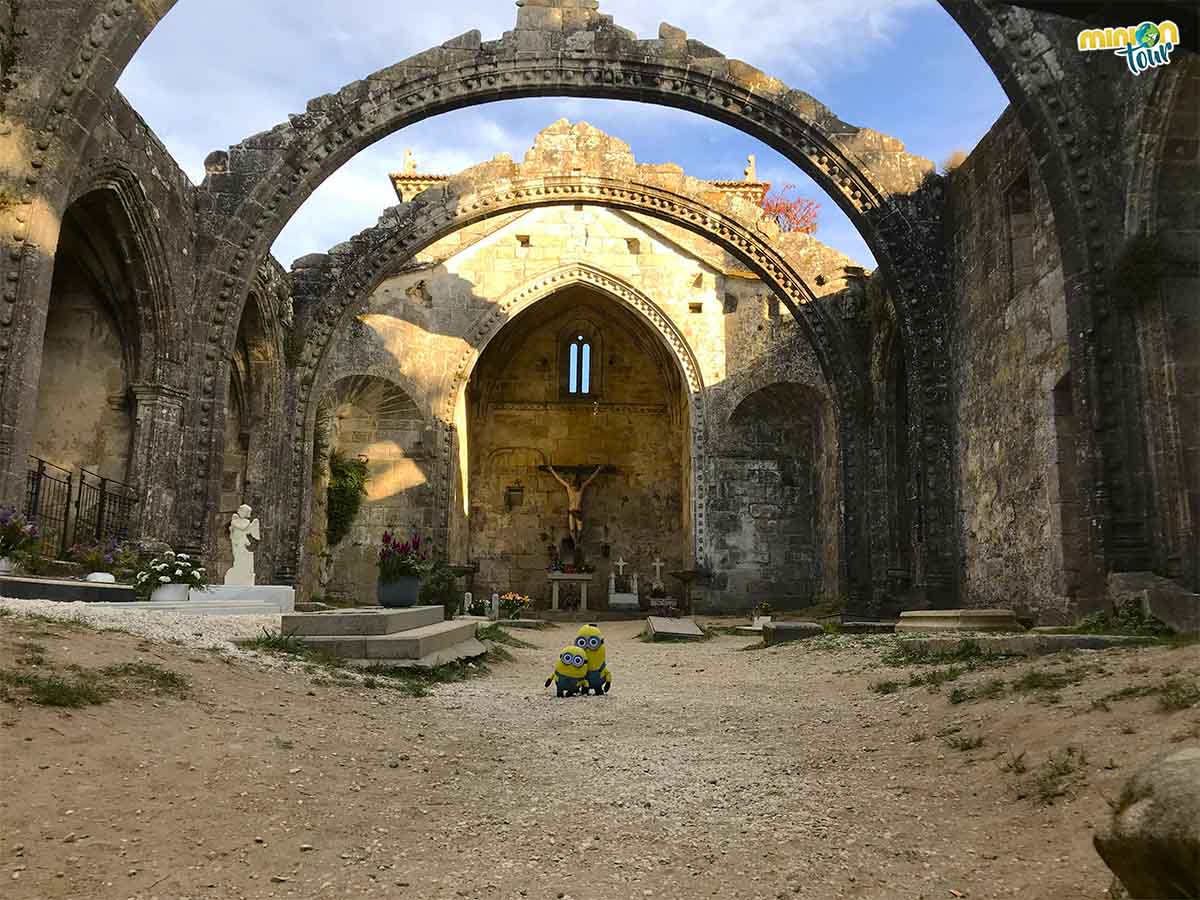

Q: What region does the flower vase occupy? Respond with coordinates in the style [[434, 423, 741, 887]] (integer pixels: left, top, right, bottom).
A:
[[0, 556, 12, 575], [85, 572, 116, 583], [378, 575, 420, 608], [150, 583, 190, 603]]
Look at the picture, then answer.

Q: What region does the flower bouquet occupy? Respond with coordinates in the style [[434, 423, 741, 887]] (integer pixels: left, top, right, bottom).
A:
[[134, 550, 208, 602], [499, 591, 532, 620]]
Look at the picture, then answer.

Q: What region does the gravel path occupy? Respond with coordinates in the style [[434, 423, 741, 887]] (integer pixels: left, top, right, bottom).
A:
[[3, 609, 1190, 899]]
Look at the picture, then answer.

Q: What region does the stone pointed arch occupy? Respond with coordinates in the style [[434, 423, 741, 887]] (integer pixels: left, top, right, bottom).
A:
[[452, 262, 710, 559]]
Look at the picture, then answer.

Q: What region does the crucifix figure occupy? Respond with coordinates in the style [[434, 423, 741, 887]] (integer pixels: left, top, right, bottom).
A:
[[546, 464, 606, 546]]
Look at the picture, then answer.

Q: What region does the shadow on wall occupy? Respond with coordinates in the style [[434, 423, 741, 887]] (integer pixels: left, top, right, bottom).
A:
[[309, 374, 436, 604]]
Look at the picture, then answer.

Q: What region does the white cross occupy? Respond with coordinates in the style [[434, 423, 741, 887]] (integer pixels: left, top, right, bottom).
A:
[[652, 558, 665, 581], [614, 557, 627, 576]]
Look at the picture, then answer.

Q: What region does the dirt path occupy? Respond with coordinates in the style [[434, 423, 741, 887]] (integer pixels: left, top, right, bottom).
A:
[[3, 613, 1198, 899]]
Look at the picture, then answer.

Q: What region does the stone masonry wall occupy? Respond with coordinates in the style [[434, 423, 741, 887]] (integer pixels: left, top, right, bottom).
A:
[[948, 105, 1075, 624]]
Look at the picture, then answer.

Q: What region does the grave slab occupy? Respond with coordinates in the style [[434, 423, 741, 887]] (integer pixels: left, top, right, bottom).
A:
[[762, 621, 825, 645], [647, 616, 705, 641], [282, 605, 443, 637]]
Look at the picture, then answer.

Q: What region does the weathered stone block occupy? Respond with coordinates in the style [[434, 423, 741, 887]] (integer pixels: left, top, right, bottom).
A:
[[1094, 747, 1200, 899]]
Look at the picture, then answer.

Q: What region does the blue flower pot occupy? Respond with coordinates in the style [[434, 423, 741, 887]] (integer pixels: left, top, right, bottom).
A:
[[378, 575, 421, 608]]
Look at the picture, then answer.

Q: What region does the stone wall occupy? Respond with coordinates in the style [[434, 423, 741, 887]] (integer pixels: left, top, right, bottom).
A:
[[948, 106, 1075, 623]]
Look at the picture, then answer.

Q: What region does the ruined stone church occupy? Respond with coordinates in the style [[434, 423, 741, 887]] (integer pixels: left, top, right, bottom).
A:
[[1, 0, 1196, 623]]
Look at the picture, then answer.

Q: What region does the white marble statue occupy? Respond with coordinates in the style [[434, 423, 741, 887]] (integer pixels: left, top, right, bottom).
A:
[[224, 504, 261, 586]]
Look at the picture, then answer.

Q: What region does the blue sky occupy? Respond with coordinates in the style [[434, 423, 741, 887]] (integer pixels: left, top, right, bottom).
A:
[[118, 0, 1007, 268]]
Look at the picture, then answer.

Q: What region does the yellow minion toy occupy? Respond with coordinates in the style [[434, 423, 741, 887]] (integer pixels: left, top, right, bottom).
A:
[[545, 645, 588, 697], [574, 623, 612, 695]]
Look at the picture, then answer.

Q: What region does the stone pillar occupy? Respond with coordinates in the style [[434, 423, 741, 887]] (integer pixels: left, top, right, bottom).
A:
[[127, 383, 187, 542]]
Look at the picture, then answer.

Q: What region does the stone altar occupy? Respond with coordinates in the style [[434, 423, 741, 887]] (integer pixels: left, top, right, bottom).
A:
[[548, 572, 593, 611]]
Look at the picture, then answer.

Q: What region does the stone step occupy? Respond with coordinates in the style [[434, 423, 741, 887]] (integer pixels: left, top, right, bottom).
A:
[[343, 637, 489, 670], [282, 605, 443, 637], [298, 619, 479, 660]]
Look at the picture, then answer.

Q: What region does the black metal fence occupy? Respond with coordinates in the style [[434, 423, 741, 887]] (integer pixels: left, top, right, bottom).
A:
[[24, 457, 73, 558], [24, 458, 139, 558], [74, 468, 138, 547]]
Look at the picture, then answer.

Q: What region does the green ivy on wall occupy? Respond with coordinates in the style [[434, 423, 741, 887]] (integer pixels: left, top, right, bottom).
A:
[[326, 449, 369, 547]]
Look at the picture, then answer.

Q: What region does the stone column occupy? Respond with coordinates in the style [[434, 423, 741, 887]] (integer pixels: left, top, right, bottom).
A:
[[127, 383, 187, 542]]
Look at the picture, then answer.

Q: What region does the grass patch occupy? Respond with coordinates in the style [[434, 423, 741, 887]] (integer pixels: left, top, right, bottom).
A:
[[99, 662, 189, 698], [1074, 601, 1172, 638], [957, 678, 1008, 704], [1000, 751, 1028, 774], [1102, 678, 1200, 711], [907, 665, 965, 690], [881, 639, 1013, 669], [1027, 747, 1088, 805], [0, 669, 110, 707], [236, 629, 344, 669], [943, 733, 985, 752], [1011, 666, 1096, 694], [477, 625, 535, 649], [363, 650, 507, 697]]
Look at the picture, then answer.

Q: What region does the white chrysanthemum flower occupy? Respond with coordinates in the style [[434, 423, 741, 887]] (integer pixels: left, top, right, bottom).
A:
[[175, 569, 183, 576], [178, 554, 189, 561], [158, 575, 170, 583]]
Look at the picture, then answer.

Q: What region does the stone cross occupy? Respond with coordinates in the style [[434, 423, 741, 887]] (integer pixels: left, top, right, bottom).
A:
[[614, 557, 627, 576], [651, 557, 665, 586]]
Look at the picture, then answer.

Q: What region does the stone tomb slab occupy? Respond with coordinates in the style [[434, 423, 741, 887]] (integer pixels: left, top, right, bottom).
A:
[[646, 616, 705, 641], [762, 621, 825, 645], [895, 609, 1024, 634], [282, 605, 443, 637]]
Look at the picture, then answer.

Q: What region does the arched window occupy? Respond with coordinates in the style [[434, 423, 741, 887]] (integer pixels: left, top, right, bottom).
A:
[[567, 333, 592, 395], [559, 320, 601, 400]]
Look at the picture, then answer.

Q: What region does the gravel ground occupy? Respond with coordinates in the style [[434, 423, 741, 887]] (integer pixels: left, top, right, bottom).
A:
[[0, 596, 279, 654], [3, 608, 1197, 899]]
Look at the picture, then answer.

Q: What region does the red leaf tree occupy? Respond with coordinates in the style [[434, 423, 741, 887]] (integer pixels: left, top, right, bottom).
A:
[[760, 183, 820, 234]]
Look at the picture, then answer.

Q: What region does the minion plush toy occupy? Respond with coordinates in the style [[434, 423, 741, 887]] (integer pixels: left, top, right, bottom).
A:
[[545, 645, 588, 697], [575, 623, 612, 695]]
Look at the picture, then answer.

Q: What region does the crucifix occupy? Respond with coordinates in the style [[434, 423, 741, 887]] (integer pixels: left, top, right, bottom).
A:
[[651, 556, 665, 590], [614, 557, 627, 576], [539, 464, 616, 546]]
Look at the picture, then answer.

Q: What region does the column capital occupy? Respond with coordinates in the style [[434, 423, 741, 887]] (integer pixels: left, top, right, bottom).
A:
[[129, 382, 189, 405]]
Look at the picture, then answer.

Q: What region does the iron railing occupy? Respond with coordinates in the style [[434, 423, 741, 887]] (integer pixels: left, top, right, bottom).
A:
[[74, 468, 138, 547], [25, 456, 73, 558]]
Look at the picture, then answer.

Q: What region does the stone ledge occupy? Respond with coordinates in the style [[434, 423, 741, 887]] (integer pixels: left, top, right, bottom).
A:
[[895, 609, 1024, 634], [1, 575, 136, 604], [897, 634, 1158, 658]]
